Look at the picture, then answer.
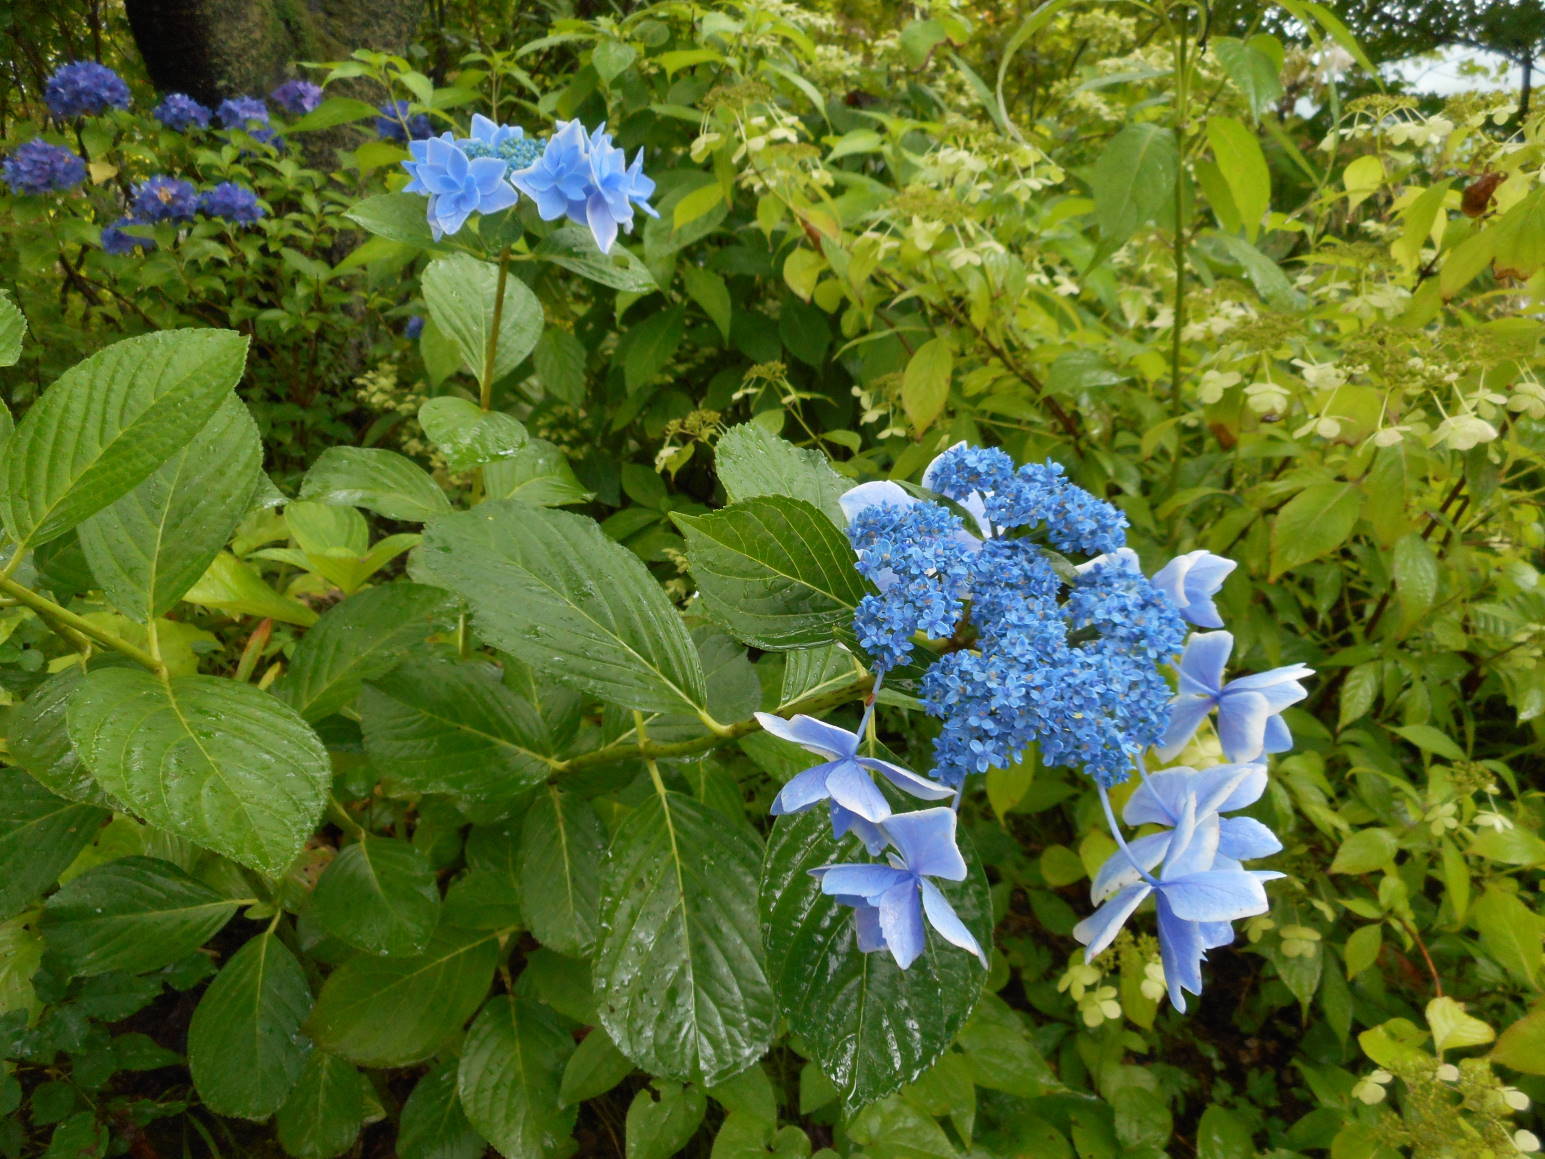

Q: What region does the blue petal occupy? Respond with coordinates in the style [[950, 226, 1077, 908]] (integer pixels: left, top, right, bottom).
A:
[[1262, 712, 1294, 754], [1216, 688, 1271, 763], [812, 863, 909, 900], [1217, 816, 1282, 861], [881, 808, 967, 881], [754, 712, 857, 759], [1155, 893, 1206, 1011], [1124, 767, 1200, 827], [831, 805, 888, 855], [826, 760, 891, 823], [1158, 695, 1213, 761], [852, 901, 887, 953], [1159, 869, 1270, 923], [1163, 806, 1222, 879], [857, 756, 954, 801], [839, 480, 914, 525], [1090, 830, 1171, 902], [1197, 761, 1268, 814], [586, 193, 618, 254], [769, 761, 839, 816], [1177, 631, 1233, 696], [876, 880, 926, 969], [1073, 882, 1151, 959], [918, 878, 987, 966]]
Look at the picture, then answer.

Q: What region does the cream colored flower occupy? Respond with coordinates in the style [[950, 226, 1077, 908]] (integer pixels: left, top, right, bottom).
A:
[[1352, 1070, 1393, 1105]]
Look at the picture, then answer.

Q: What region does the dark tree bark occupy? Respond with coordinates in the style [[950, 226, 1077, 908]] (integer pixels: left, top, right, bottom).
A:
[[123, 0, 423, 105]]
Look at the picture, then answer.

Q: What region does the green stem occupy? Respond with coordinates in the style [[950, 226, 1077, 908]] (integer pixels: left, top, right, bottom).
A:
[[0, 573, 165, 675], [480, 247, 511, 412]]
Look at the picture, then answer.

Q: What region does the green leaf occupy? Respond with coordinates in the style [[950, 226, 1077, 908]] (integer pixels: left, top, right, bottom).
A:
[[188, 932, 313, 1119], [0, 289, 27, 366], [41, 857, 238, 976], [360, 658, 554, 799], [307, 927, 500, 1067], [7, 669, 117, 808], [559, 1028, 634, 1107], [483, 438, 593, 506], [412, 502, 708, 715], [0, 768, 107, 920], [1269, 483, 1360, 580], [532, 328, 587, 405], [1392, 533, 1440, 626], [901, 338, 953, 434], [682, 266, 732, 341], [534, 225, 659, 293], [1329, 828, 1398, 874], [1206, 232, 1308, 310], [1391, 723, 1466, 761], [304, 836, 442, 956], [457, 996, 576, 1159], [400, 1060, 486, 1159], [1196, 1105, 1255, 1159], [345, 192, 442, 249], [285, 96, 380, 132], [78, 394, 262, 622], [1204, 116, 1270, 240], [184, 551, 319, 626], [275, 1050, 366, 1159], [1493, 1007, 1545, 1075], [423, 253, 544, 388], [298, 447, 452, 522], [1474, 886, 1544, 990], [276, 582, 459, 722], [1469, 826, 1545, 867], [715, 424, 847, 524], [596, 791, 775, 1085], [1211, 36, 1283, 120], [761, 810, 989, 1109], [674, 497, 868, 649], [419, 398, 529, 472], [1425, 995, 1494, 1052], [1092, 123, 1178, 243], [0, 329, 248, 550], [615, 306, 686, 393], [519, 787, 607, 957], [66, 669, 331, 877], [1344, 924, 1383, 979], [627, 1080, 707, 1159]]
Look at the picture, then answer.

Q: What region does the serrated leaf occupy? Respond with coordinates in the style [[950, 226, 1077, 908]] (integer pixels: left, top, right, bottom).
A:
[[715, 424, 847, 525], [596, 791, 774, 1085], [184, 551, 319, 626], [483, 438, 593, 507], [304, 836, 441, 956], [423, 252, 544, 388], [1392, 532, 1440, 626], [0, 329, 248, 550], [419, 397, 529, 472], [1093, 123, 1178, 243], [360, 657, 554, 799], [66, 669, 331, 877], [345, 192, 443, 248], [532, 328, 587, 405], [7, 669, 117, 808], [1426, 996, 1494, 1052], [0, 290, 27, 366], [400, 1060, 486, 1159], [299, 446, 452, 522], [275, 1050, 366, 1159], [78, 394, 262, 622], [519, 787, 606, 956], [188, 932, 313, 1119], [1473, 886, 1544, 987], [276, 582, 458, 722], [0, 768, 107, 920], [1493, 1008, 1545, 1075], [307, 927, 500, 1067], [674, 497, 867, 650], [458, 996, 576, 1159], [559, 1028, 634, 1107], [1211, 36, 1283, 119], [412, 502, 708, 715], [41, 857, 238, 975], [901, 338, 952, 434], [1269, 483, 1360, 580], [761, 811, 990, 1109], [534, 225, 658, 293], [626, 1080, 707, 1159]]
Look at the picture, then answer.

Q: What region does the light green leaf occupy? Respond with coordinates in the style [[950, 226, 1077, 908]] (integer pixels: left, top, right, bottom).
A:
[[78, 394, 263, 622], [299, 446, 452, 522], [483, 438, 593, 507], [1470, 826, 1545, 867], [276, 582, 459, 722], [40, 856, 239, 976], [419, 397, 529, 472], [275, 1050, 366, 1159], [1204, 116, 1270, 240], [682, 266, 732, 341], [1269, 482, 1360, 580], [1092, 123, 1178, 243], [1344, 924, 1383, 979], [423, 252, 544, 388], [188, 932, 313, 1120], [1329, 827, 1398, 874], [412, 502, 708, 715], [1391, 723, 1466, 761], [901, 338, 953, 434], [0, 768, 108, 920], [519, 787, 607, 957], [534, 225, 659, 293], [304, 836, 442, 956], [596, 791, 775, 1085], [674, 497, 868, 649], [715, 424, 847, 524], [307, 927, 500, 1067], [183, 551, 319, 626], [1392, 533, 1440, 626], [66, 669, 331, 876], [360, 657, 554, 799], [1493, 1008, 1545, 1075], [1211, 36, 1283, 119], [285, 96, 380, 133], [1474, 887, 1543, 988], [1426, 996, 1494, 1052], [7, 669, 117, 808], [458, 996, 576, 1158], [0, 329, 248, 550], [626, 1080, 707, 1159], [400, 1060, 486, 1159]]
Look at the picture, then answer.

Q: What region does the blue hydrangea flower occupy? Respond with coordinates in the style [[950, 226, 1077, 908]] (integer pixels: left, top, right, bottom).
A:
[[153, 92, 211, 131], [580, 126, 657, 253], [1075, 792, 1282, 1010], [130, 175, 198, 222], [1159, 631, 1313, 763], [377, 101, 433, 143], [400, 135, 518, 239], [507, 119, 592, 220], [509, 118, 655, 254], [101, 218, 155, 255], [198, 182, 265, 225], [1151, 550, 1237, 629], [270, 79, 322, 116], [812, 808, 986, 969], [404, 315, 425, 339], [2, 139, 86, 195], [216, 96, 277, 145], [755, 710, 953, 853], [45, 61, 130, 117]]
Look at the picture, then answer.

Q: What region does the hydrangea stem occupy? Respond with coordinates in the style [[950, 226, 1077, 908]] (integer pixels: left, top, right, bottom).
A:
[[1098, 784, 1159, 887], [0, 572, 166, 676], [480, 246, 511, 411]]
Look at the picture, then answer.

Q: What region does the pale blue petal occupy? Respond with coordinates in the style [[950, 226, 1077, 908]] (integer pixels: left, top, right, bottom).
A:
[[831, 806, 888, 855], [769, 762, 840, 815], [1155, 893, 1205, 1011], [881, 808, 967, 881], [1164, 808, 1221, 879], [839, 480, 915, 525], [1177, 631, 1233, 696], [1124, 767, 1200, 826], [586, 193, 618, 254], [857, 757, 954, 801], [877, 880, 926, 969], [812, 863, 909, 900], [1262, 712, 1294, 754], [754, 712, 857, 759], [1199, 761, 1268, 813], [1200, 920, 1236, 949], [1217, 816, 1282, 861], [826, 760, 891, 823], [1159, 869, 1270, 923], [918, 878, 987, 966], [1216, 689, 1271, 763], [852, 902, 887, 953], [1158, 695, 1213, 760], [1073, 882, 1151, 959], [1091, 831, 1171, 902]]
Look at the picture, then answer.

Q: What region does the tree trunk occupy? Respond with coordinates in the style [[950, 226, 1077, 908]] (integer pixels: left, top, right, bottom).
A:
[[123, 0, 422, 106]]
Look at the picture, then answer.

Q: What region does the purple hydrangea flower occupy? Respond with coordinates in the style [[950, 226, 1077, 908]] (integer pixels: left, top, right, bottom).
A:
[[2, 139, 86, 195], [198, 181, 265, 225], [400, 135, 518, 239], [376, 101, 433, 143], [152, 92, 211, 131], [1159, 631, 1313, 764], [101, 218, 155, 255], [45, 61, 130, 118], [216, 96, 277, 145], [270, 79, 322, 116], [130, 175, 198, 222]]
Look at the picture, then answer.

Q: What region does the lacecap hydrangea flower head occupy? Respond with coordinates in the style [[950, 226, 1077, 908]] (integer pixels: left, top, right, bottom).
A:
[[755, 442, 1311, 1011]]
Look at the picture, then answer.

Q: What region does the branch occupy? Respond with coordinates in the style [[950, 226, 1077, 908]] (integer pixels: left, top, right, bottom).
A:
[[0, 573, 166, 675]]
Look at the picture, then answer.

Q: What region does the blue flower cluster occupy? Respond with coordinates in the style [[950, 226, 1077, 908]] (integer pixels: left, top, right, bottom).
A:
[[153, 93, 211, 131], [45, 61, 130, 118], [400, 113, 655, 253], [2, 139, 86, 195], [377, 101, 434, 144], [270, 79, 322, 116], [215, 96, 278, 146], [100, 175, 264, 253]]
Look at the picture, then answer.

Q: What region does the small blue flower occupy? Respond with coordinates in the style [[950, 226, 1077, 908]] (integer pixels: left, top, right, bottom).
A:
[[101, 218, 155, 255], [198, 181, 265, 225], [216, 95, 269, 129], [507, 118, 655, 254], [580, 128, 657, 254], [755, 710, 952, 854], [45, 61, 130, 117], [401, 135, 518, 240], [2, 139, 86, 195], [1160, 631, 1313, 763], [1151, 550, 1237, 629], [812, 808, 986, 969], [404, 315, 425, 339], [152, 92, 211, 131], [270, 79, 322, 116], [131, 175, 198, 222], [376, 101, 433, 143], [507, 118, 592, 222]]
